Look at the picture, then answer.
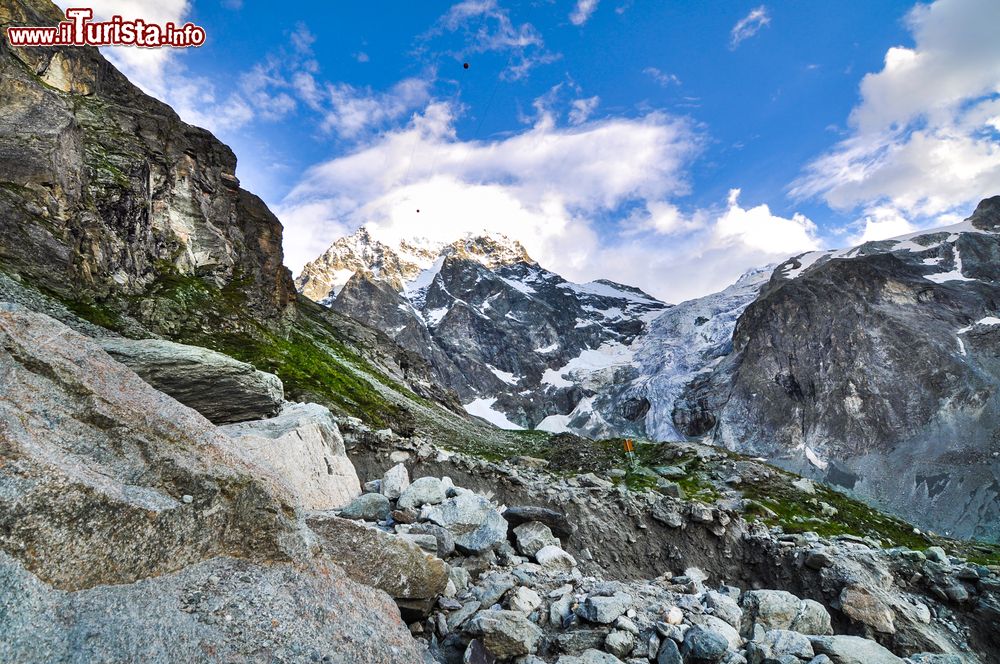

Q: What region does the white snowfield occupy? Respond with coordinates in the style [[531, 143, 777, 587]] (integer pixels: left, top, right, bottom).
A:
[[463, 397, 524, 430]]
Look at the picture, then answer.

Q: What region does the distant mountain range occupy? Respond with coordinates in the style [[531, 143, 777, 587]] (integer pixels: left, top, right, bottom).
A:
[[298, 200, 1000, 541]]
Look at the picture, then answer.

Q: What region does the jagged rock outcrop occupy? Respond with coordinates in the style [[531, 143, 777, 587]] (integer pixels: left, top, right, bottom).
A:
[[0, 0, 465, 436], [0, 0, 293, 326], [676, 198, 1000, 541], [101, 337, 285, 424]]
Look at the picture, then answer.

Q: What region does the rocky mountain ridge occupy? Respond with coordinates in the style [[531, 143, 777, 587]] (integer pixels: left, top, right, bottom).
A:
[[677, 200, 1000, 542], [300, 226, 668, 429]]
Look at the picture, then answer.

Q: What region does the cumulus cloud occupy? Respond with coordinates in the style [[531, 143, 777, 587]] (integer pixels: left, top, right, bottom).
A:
[[279, 102, 817, 302], [570, 0, 600, 26], [321, 78, 433, 138], [792, 0, 1000, 234], [730, 5, 770, 49], [846, 205, 918, 244]]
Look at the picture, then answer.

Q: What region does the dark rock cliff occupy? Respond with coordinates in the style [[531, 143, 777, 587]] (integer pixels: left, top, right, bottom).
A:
[[0, 0, 294, 326], [676, 198, 1000, 541]]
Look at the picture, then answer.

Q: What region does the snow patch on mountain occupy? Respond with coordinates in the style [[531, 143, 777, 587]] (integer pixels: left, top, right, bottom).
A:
[[463, 397, 524, 430]]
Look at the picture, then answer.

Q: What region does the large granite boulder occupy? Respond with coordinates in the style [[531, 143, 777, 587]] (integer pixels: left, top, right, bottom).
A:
[[220, 402, 361, 510], [307, 514, 448, 601], [100, 337, 284, 424], [425, 492, 508, 555], [0, 553, 427, 664], [0, 307, 298, 590], [0, 306, 429, 660]]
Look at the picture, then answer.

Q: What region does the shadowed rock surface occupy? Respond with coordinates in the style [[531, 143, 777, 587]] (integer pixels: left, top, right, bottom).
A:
[[102, 337, 285, 423], [0, 553, 424, 664]]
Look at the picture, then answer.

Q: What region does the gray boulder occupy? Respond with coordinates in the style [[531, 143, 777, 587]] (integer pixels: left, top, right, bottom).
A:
[[657, 638, 683, 664], [513, 520, 560, 557], [746, 630, 813, 664], [604, 629, 637, 659], [220, 402, 361, 510], [0, 553, 426, 664], [704, 590, 744, 630], [426, 493, 508, 554], [502, 505, 575, 540], [408, 523, 456, 558], [339, 493, 392, 521], [307, 514, 448, 601], [464, 610, 543, 658], [100, 337, 283, 424], [508, 586, 542, 615], [741, 590, 831, 637], [397, 476, 447, 510], [556, 649, 625, 663], [576, 593, 633, 624], [381, 463, 410, 500], [682, 626, 729, 662], [807, 636, 904, 664], [536, 545, 578, 570], [838, 585, 895, 634]]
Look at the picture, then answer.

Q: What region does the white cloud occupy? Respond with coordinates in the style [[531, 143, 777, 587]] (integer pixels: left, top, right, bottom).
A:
[[712, 189, 819, 254], [792, 0, 1000, 233], [280, 102, 698, 273], [847, 205, 918, 244], [322, 78, 432, 138], [730, 5, 770, 49], [279, 102, 818, 302], [568, 96, 600, 124], [643, 67, 681, 87], [570, 0, 600, 26]]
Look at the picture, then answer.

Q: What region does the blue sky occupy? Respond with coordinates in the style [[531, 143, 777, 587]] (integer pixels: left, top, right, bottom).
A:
[[62, 0, 1000, 301]]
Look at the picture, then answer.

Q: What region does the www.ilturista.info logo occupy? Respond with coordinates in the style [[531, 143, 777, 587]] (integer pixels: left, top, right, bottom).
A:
[[6, 8, 206, 48]]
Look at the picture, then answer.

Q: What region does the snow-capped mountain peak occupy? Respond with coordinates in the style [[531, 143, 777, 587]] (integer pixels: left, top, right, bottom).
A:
[[297, 226, 670, 432], [294, 227, 536, 302]]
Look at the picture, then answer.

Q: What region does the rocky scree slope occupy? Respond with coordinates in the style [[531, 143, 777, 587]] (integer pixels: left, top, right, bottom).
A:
[[332, 425, 1000, 663], [675, 198, 1000, 542], [297, 228, 667, 431]]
